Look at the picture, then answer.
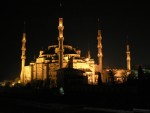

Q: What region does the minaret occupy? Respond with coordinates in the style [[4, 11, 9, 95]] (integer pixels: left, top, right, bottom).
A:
[[58, 18, 64, 68], [87, 42, 91, 59], [126, 43, 131, 71], [87, 50, 91, 59], [97, 18, 103, 73], [20, 22, 26, 84], [57, 1, 64, 69]]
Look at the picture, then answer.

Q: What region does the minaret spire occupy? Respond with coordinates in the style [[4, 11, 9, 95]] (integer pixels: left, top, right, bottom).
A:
[[58, 18, 64, 68], [97, 18, 103, 73], [87, 50, 91, 59], [87, 42, 91, 59], [20, 21, 26, 84], [126, 36, 131, 71], [57, 0, 64, 69]]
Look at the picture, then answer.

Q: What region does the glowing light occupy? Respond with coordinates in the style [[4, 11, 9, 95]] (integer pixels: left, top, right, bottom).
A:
[[17, 80, 21, 83], [59, 87, 64, 95], [59, 18, 63, 27], [85, 58, 89, 61]]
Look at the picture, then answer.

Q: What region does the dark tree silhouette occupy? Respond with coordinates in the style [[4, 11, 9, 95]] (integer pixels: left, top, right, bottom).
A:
[[137, 65, 144, 95], [138, 65, 144, 80], [108, 70, 115, 85], [98, 72, 102, 86], [127, 71, 137, 85]]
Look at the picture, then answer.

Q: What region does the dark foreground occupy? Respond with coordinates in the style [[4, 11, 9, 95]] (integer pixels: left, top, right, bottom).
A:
[[0, 84, 150, 113]]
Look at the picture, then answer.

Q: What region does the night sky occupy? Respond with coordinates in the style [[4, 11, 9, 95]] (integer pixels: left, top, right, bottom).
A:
[[0, 0, 150, 81]]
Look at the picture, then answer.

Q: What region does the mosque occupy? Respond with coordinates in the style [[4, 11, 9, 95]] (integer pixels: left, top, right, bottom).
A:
[[20, 17, 131, 87]]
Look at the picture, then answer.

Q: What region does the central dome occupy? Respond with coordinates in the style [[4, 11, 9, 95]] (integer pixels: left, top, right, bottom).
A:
[[42, 40, 77, 55]]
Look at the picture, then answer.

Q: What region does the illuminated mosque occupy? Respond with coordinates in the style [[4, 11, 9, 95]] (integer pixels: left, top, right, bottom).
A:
[[20, 17, 131, 87]]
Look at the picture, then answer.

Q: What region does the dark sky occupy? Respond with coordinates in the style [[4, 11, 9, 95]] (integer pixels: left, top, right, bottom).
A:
[[0, 0, 150, 81]]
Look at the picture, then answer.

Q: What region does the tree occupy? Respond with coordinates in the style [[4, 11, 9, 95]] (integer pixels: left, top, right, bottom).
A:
[[138, 65, 144, 94], [98, 72, 102, 86], [138, 65, 144, 80], [108, 70, 115, 85]]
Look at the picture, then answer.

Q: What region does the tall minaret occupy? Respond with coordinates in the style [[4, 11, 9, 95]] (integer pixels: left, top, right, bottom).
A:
[[57, 1, 64, 69], [58, 18, 64, 68], [97, 18, 103, 73], [126, 42, 131, 71], [20, 22, 26, 83]]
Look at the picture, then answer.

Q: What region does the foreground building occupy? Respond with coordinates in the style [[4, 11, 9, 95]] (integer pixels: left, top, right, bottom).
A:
[[20, 17, 131, 87], [20, 18, 101, 87]]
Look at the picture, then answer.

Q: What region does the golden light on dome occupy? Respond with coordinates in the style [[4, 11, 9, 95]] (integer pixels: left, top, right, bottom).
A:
[[85, 58, 89, 61]]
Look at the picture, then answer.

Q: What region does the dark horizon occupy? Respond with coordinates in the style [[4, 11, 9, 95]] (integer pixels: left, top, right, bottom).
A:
[[0, 0, 150, 81]]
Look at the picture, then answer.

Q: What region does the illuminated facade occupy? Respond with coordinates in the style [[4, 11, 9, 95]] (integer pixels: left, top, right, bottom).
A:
[[97, 29, 103, 74], [20, 28, 26, 84], [126, 44, 131, 71], [20, 18, 99, 86], [20, 18, 132, 86]]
